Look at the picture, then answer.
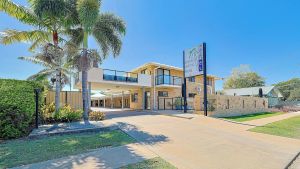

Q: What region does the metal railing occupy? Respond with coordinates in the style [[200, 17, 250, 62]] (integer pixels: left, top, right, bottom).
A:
[[103, 69, 138, 83], [155, 75, 182, 86]]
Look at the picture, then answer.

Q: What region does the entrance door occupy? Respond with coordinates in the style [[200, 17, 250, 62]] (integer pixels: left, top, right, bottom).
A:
[[144, 91, 151, 110]]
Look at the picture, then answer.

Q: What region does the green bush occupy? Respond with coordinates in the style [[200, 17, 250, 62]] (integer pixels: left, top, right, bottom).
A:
[[58, 105, 82, 122], [41, 103, 83, 123], [89, 111, 105, 121], [0, 79, 43, 139]]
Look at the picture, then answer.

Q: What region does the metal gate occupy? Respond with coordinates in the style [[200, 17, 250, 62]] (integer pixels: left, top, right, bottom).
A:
[[158, 97, 194, 110]]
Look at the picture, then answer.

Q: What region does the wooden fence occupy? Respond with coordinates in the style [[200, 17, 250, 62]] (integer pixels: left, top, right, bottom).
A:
[[45, 91, 82, 109]]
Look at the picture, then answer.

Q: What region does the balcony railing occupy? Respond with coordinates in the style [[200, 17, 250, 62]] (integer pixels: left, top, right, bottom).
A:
[[103, 69, 138, 83], [155, 75, 182, 86]]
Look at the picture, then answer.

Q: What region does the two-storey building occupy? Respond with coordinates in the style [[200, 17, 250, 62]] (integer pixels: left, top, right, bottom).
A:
[[75, 62, 219, 110]]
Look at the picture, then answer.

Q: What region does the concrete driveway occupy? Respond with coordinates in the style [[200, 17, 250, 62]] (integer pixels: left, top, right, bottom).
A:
[[109, 112, 300, 169]]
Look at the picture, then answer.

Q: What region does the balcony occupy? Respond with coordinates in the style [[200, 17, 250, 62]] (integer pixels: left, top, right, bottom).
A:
[[103, 69, 138, 83], [155, 75, 182, 86]]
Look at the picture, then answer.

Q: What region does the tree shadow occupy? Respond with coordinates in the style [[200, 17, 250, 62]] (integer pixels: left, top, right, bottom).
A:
[[116, 122, 169, 145], [18, 144, 154, 169]]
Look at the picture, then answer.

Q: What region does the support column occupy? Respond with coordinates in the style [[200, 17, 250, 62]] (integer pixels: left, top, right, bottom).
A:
[[104, 98, 106, 108], [142, 87, 145, 110], [111, 95, 113, 109], [121, 91, 124, 110]]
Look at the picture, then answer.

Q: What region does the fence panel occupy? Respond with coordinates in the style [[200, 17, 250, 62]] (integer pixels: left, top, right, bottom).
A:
[[45, 91, 82, 109]]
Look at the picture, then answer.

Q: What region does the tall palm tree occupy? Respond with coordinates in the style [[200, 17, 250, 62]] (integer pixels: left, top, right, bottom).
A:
[[69, 0, 126, 123], [19, 43, 74, 90], [0, 0, 78, 112]]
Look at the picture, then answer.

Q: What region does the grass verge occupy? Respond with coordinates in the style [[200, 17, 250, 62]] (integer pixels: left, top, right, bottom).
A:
[[249, 115, 300, 139], [223, 112, 283, 122], [120, 157, 176, 169], [0, 130, 135, 168]]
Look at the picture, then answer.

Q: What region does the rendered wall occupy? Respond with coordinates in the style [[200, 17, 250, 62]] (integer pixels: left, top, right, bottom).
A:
[[194, 95, 269, 117]]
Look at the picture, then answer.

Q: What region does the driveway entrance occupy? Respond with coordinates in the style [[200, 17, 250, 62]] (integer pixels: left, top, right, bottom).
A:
[[109, 112, 300, 169]]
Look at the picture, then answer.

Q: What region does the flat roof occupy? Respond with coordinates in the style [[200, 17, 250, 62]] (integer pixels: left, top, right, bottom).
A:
[[130, 62, 221, 80]]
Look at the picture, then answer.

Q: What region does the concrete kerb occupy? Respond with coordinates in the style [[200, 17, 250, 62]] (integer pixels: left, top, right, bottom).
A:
[[28, 125, 119, 139]]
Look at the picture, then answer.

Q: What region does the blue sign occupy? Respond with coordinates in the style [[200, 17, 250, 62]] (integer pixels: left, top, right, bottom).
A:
[[198, 59, 203, 71]]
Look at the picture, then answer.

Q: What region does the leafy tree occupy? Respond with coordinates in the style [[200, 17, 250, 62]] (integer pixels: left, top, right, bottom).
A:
[[0, 0, 77, 112], [68, 0, 126, 123], [274, 78, 300, 100], [223, 65, 265, 89]]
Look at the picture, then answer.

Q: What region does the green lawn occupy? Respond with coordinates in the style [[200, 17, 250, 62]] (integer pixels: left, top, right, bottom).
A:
[[121, 157, 176, 169], [249, 115, 300, 139], [0, 130, 135, 168], [223, 112, 283, 122]]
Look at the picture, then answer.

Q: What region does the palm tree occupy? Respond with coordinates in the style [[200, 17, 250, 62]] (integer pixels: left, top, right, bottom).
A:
[[18, 43, 74, 90], [0, 0, 78, 112], [68, 0, 126, 123]]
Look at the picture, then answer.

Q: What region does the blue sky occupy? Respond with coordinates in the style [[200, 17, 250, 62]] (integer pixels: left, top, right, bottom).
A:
[[0, 0, 299, 90]]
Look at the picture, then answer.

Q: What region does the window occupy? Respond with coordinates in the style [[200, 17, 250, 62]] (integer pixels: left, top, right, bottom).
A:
[[188, 93, 196, 98], [254, 100, 257, 108], [188, 76, 195, 82], [158, 91, 168, 97], [242, 100, 245, 108], [207, 78, 213, 86], [131, 93, 138, 102]]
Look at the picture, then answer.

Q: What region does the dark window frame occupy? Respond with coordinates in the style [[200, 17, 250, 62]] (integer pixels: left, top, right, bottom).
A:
[[158, 91, 168, 97], [131, 93, 138, 102]]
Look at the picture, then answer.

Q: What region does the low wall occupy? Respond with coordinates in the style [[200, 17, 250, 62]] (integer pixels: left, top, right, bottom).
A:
[[194, 95, 269, 117]]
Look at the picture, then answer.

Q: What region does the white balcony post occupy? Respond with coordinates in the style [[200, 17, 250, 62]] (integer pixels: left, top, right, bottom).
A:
[[103, 98, 106, 108], [142, 87, 145, 110], [122, 91, 124, 109]]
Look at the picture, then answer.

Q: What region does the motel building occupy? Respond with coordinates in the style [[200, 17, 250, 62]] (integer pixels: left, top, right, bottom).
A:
[[74, 62, 219, 111]]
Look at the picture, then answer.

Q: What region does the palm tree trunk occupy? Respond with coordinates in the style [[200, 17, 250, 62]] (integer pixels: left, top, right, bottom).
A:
[[82, 32, 89, 124], [55, 70, 61, 113], [53, 30, 61, 112]]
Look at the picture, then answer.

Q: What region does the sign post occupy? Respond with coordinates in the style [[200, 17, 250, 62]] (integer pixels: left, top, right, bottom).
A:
[[203, 43, 208, 116], [183, 43, 208, 116]]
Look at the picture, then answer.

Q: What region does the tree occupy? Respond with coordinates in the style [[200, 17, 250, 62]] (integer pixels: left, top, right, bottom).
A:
[[223, 65, 265, 89], [274, 78, 300, 100], [18, 43, 74, 90], [0, 0, 77, 112], [68, 0, 126, 123]]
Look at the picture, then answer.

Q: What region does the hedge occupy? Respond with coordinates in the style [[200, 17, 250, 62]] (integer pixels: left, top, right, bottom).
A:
[[0, 79, 43, 139]]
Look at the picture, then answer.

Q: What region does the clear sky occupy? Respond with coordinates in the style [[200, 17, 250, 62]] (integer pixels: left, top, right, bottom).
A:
[[0, 0, 299, 90]]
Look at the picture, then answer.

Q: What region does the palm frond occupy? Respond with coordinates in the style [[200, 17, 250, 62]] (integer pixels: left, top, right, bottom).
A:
[[0, 0, 39, 25], [93, 16, 124, 57], [98, 13, 126, 35], [0, 29, 50, 45], [27, 68, 54, 81], [18, 55, 53, 68]]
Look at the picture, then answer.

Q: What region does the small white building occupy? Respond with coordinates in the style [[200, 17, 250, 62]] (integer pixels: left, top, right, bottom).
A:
[[223, 86, 283, 107]]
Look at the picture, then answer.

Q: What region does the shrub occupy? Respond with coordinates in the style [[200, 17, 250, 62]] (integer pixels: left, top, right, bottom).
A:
[[89, 111, 105, 121], [41, 103, 83, 123], [0, 79, 43, 139], [59, 105, 82, 122]]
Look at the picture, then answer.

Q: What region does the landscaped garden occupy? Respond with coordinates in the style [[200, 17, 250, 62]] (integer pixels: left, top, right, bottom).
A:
[[121, 157, 176, 169], [0, 130, 135, 168], [223, 112, 284, 122], [249, 115, 300, 139]]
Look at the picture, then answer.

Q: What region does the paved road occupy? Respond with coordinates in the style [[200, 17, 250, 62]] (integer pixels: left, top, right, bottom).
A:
[[111, 112, 300, 169]]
